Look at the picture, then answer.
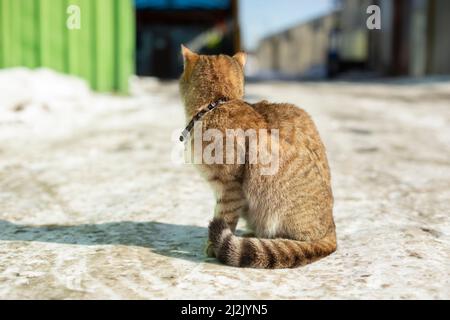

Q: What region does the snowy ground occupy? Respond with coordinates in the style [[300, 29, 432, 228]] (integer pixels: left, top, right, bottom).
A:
[[0, 68, 449, 299]]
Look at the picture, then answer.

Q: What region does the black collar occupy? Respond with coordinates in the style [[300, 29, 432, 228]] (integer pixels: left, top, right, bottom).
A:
[[180, 98, 228, 142]]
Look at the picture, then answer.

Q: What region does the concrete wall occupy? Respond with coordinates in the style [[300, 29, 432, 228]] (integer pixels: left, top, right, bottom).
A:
[[256, 13, 338, 76], [375, 0, 394, 73], [338, 0, 372, 61], [409, 0, 428, 76], [428, 0, 450, 74], [256, 0, 450, 77], [371, 0, 450, 76]]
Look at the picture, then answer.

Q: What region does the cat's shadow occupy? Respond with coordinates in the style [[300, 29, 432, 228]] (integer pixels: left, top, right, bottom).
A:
[[0, 219, 220, 264]]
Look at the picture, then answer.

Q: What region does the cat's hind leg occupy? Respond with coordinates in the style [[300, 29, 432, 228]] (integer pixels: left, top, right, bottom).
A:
[[213, 180, 248, 231], [205, 178, 248, 257]]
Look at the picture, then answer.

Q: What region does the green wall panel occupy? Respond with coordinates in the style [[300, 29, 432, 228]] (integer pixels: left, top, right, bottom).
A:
[[0, 1, 4, 67], [0, 0, 135, 93], [10, 0, 22, 66], [116, 0, 135, 93], [67, 0, 83, 77], [1, 0, 13, 67], [21, 0, 40, 68], [95, 0, 115, 92]]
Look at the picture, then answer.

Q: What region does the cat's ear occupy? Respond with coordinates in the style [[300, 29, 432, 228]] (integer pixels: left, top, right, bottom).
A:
[[181, 44, 198, 67], [233, 52, 247, 68]]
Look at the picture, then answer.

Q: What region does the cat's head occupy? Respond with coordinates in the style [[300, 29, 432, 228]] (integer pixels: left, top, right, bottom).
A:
[[179, 45, 246, 111]]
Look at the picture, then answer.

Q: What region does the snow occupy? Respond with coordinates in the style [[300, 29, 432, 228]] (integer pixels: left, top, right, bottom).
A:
[[0, 68, 449, 299]]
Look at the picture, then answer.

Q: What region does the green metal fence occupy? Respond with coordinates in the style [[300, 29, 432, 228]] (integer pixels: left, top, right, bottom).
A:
[[0, 0, 135, 93]]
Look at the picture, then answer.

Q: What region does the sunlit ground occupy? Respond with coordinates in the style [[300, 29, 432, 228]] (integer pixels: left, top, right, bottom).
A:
[[0, 68, 449, 299]]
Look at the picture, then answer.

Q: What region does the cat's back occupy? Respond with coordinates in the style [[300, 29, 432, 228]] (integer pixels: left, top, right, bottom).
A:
[[250, 100, 327, 152], [250, 100, 317, 134], [202, 99, 267, 131], [250, 100, 331, 184]]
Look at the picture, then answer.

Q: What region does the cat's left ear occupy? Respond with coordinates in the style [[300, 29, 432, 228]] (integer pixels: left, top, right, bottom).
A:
[[233, 52, 247, 68], [181, 44, 198, 67]]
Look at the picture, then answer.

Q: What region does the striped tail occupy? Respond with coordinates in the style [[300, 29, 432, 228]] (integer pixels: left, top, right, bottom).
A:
[[208, 218, 337, 269]]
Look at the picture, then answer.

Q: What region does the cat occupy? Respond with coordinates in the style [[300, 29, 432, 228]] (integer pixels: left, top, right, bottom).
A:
[[179, 45, 337, 268]]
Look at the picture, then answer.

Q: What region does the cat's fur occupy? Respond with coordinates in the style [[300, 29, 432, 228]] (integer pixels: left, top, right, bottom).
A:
[[179, 45, 337, 269]]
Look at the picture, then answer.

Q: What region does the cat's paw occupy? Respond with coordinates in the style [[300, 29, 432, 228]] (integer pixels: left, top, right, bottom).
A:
[[204, 240, 216, 258]]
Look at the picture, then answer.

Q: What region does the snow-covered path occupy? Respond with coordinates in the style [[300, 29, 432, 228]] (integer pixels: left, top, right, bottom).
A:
[[0, 69, 449, 299]]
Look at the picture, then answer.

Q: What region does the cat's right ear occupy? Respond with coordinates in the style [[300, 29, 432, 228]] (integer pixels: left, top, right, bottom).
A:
[[181, 44, 199, 68], [233, 52, 247, 68]]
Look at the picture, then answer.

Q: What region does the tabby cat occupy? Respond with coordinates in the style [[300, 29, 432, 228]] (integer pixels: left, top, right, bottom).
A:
[[179, 45, 337, 269]]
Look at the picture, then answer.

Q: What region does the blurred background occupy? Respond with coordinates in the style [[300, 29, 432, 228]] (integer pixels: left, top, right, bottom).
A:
[[1, 0, 449, 92]]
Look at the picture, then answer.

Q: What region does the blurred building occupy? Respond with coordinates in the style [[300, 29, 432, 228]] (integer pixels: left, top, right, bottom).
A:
[[135, 0, 240, 78], [257, 12, 339, 78], [256, 0, 450, 78], [367, 0, 450, 76]]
